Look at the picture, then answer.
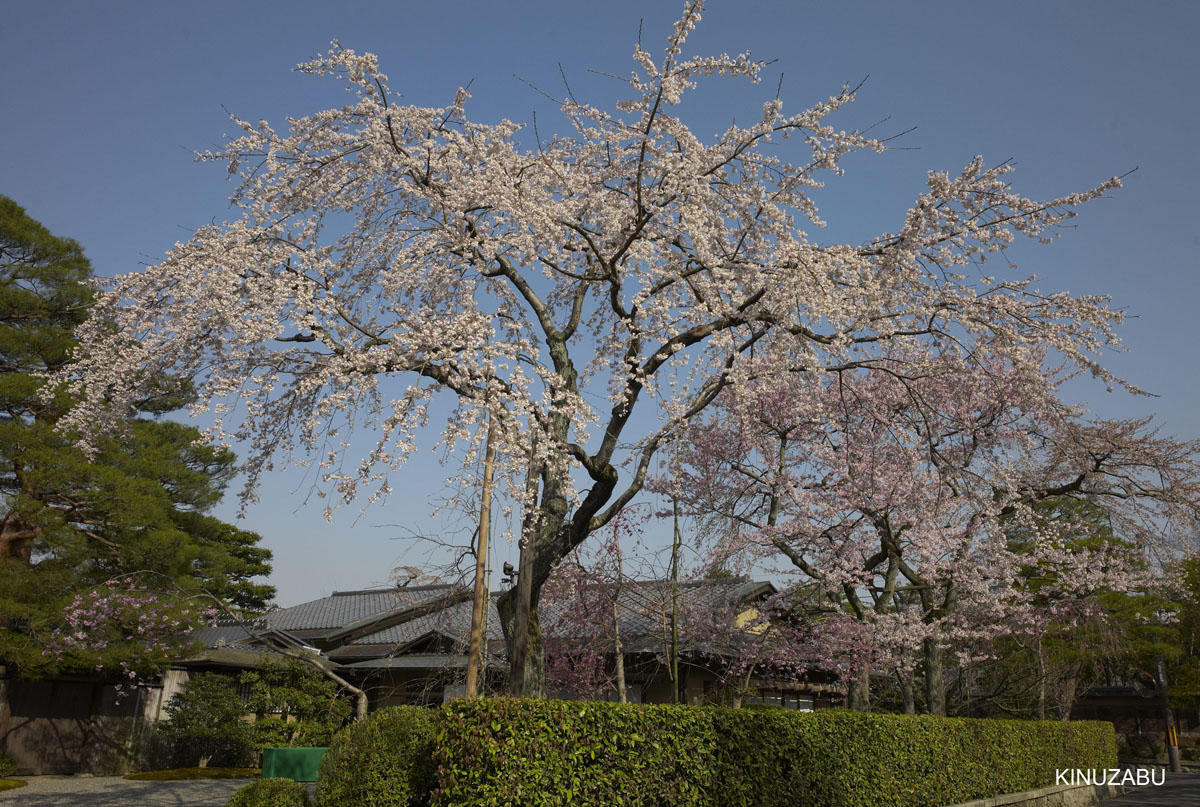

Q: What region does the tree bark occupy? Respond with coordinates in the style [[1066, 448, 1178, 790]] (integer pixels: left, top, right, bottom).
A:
[[613, 596, 626, 704], [613, 540, 626, 704], [848, 669, 871, 712], [924, 639, 946, 717], [1036, 635, 1046, 721], [898, 669, 915, 715], [0, 517, 35, 561]]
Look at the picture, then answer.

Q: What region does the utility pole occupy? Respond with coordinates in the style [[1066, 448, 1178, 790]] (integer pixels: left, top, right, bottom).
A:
[[465, 414, 497, 698], [1156, 656, 1183, 773]]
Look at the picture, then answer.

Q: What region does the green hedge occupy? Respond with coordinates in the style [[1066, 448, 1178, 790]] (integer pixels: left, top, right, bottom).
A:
[[709, 708, 1116, 807], [431, 699, 1117, 807], [315, 706, 437, 807], [433, 699, 715, 806]]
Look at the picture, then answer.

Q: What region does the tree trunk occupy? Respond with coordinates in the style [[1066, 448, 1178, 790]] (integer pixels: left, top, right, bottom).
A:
[[499, 570, 545, 698], [0, 518, 35, 561], [924, 639, 946, 717], [898, 670, 915, 715], [499, 539, 544, 698], [613, 596, 626, 704], [848, 669, 871, 712], [613, 541, 626, 704], [502, 438, 555, 699], [670, 495, 682, 704], [1036, 635, 1046, 721]]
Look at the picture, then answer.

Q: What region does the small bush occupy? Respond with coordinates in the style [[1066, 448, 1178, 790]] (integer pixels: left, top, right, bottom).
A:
[[227, 778, 312, 807], [156, 673, 255, 768], [0, 753, 16, 778], [315, 706, 437, 807]]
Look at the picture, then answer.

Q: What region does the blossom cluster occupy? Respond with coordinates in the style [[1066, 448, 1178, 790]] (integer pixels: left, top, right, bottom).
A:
[[45, 578, 219, 697]]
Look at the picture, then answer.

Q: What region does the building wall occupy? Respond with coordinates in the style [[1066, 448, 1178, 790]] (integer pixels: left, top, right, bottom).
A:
[[0, 675, 160, 775], [367, 669, 456, 708]]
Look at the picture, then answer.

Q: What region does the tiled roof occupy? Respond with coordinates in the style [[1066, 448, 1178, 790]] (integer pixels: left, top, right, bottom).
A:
[[194, 579, 773, 662], [201, 585, 503, 650], [345, 596, 503, 646], [259, 585, 455, 633], [191, 624, 264, 649]]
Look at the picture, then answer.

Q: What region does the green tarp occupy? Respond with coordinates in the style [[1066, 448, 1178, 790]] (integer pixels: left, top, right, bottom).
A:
[[261, 747, 328, 782]]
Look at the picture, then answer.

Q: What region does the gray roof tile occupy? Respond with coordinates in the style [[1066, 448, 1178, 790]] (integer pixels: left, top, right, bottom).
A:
[[197, 579, 773, 663]]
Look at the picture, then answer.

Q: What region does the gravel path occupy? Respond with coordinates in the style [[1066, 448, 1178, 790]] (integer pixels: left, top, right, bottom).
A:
[[0, 776, 262, 806]]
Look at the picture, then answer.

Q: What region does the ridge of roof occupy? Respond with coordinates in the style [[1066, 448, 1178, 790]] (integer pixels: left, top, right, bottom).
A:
[[331, 584, 455, 596]]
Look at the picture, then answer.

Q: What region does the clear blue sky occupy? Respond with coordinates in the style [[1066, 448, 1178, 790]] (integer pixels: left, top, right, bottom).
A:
[[3, 1, 1197, 605]]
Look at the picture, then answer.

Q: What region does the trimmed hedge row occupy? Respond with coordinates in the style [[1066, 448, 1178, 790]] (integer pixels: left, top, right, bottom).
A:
[[428, 699, 1117, 807], [708, 708, 1116, 807], [433, 699, 715, 806]]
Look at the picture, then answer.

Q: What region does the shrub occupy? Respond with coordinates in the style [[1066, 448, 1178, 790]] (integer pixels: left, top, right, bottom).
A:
[[155, 673, 254, 768], [432, 698, 716, 807], [431, 698, 1117, 807], [0, 753, 16, 777], [709, 708, 1116, 807], [227, 778, 312, 807], [315, 706, 437, 807]]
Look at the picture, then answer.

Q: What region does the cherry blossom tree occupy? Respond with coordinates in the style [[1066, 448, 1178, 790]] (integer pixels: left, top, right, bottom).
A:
[[56, 1, 1130, 693], [674, 353, 1200, 714]]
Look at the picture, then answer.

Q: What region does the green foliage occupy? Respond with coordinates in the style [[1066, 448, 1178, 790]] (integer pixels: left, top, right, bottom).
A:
[[0, 753, 16, 777], [709, 708, 1115, 807], [431, 699, 1116, 807], [155, 662, 350, 771], [156, 673, 255, 768], [0, 196, 273, 675], [227, 778, 313, 807], [315, 706, 437, 807], [433, 699, 716, 807], [241, 659, 352, 750], [1168, 556, 1200, 706]]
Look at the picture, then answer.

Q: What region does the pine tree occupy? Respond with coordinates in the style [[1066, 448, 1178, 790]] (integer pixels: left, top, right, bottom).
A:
[[0, 196, 273, 674]]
